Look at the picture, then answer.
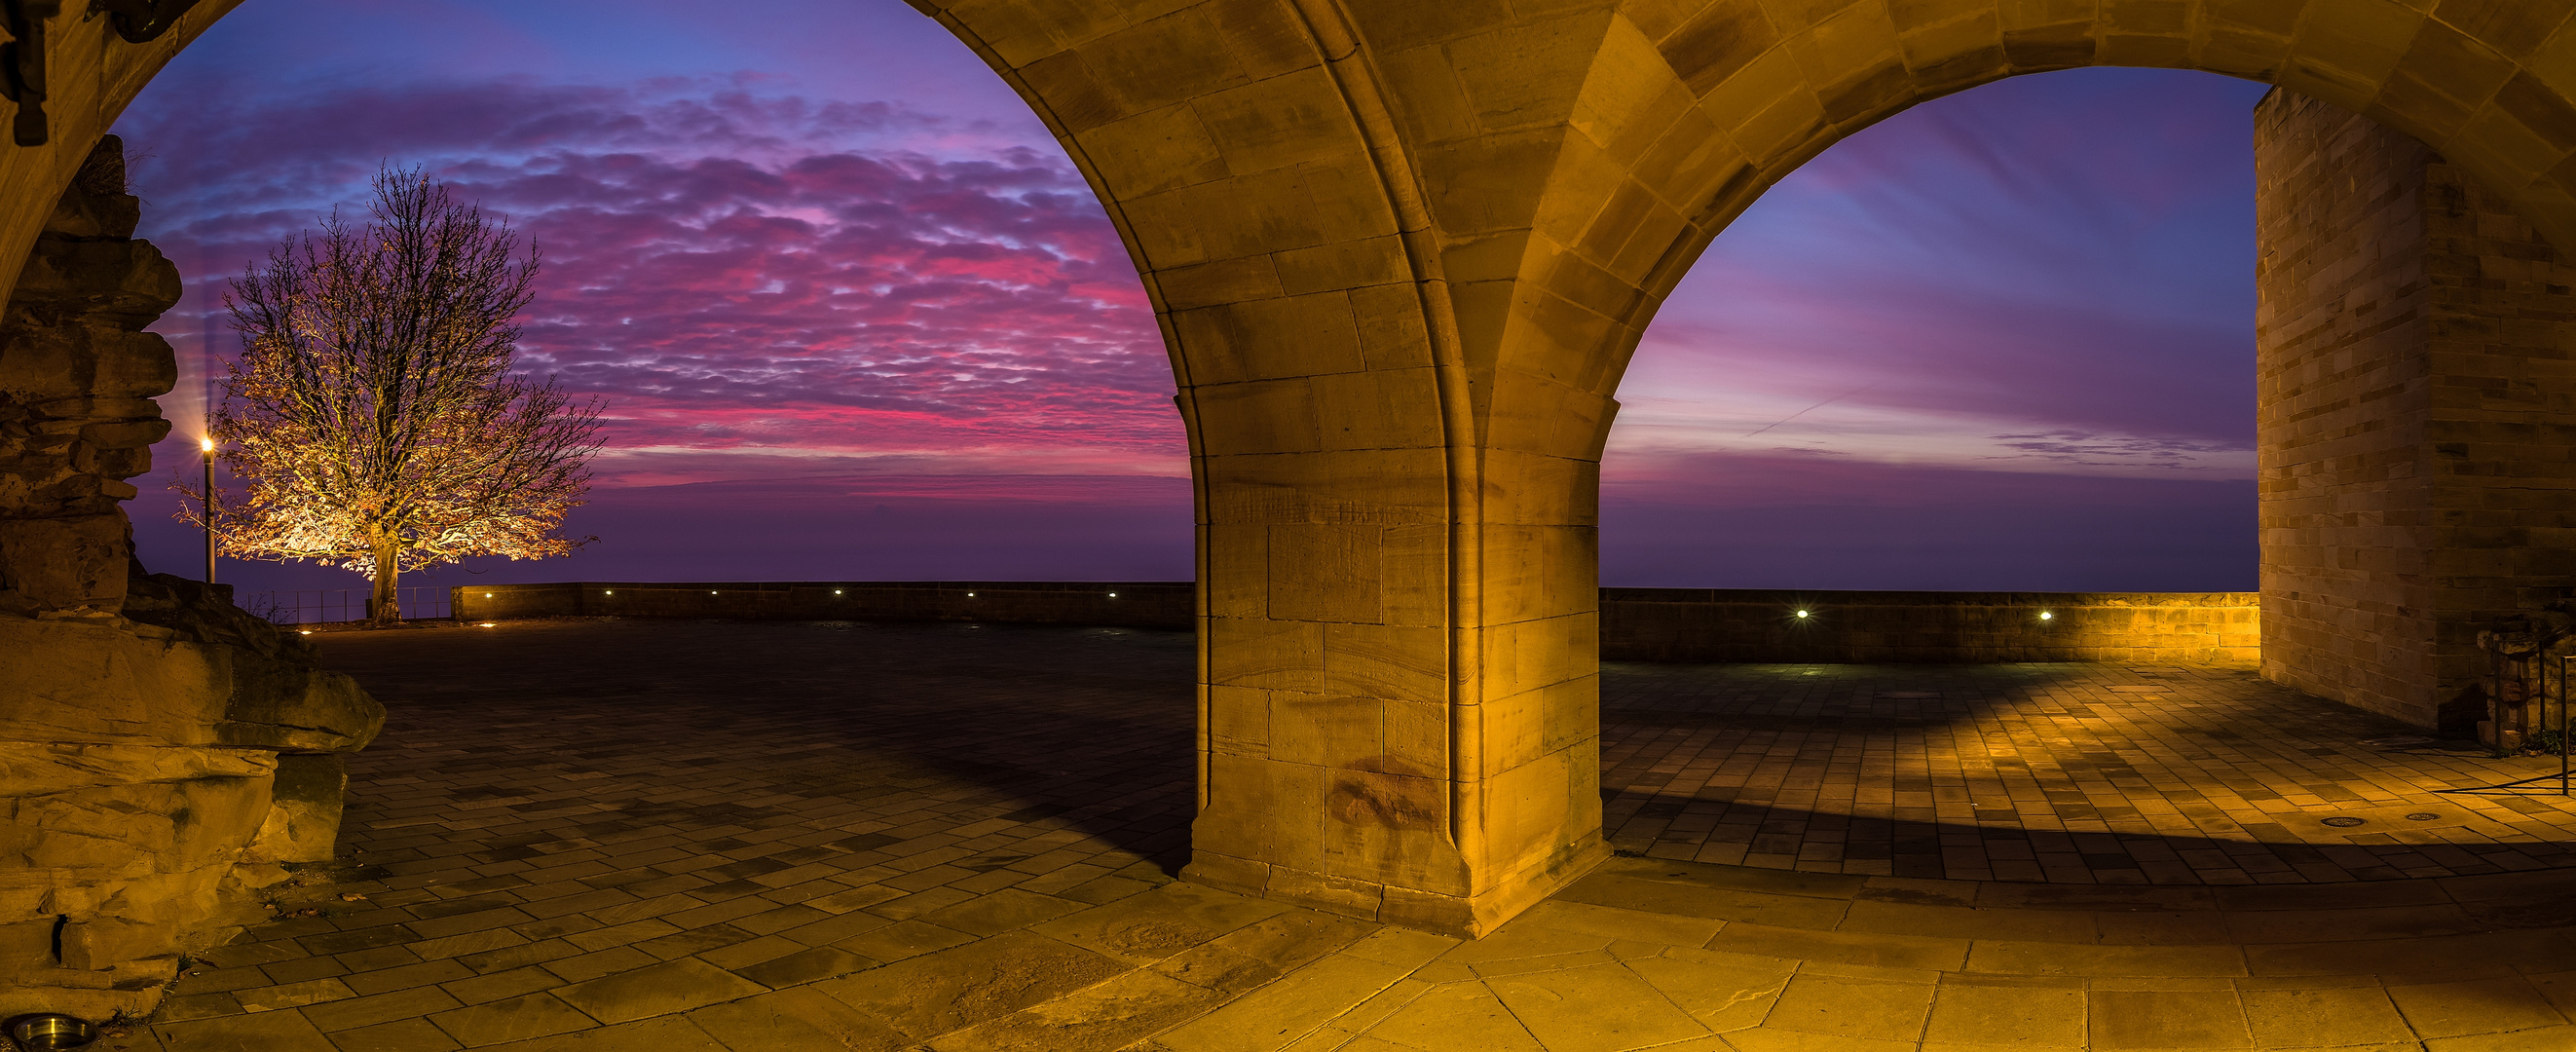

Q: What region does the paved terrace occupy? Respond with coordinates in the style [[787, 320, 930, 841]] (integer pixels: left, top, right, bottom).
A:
[[132, 620, 2576, 1051]]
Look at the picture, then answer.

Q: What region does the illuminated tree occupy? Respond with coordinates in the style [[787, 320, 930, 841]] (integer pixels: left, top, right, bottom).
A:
[[182, 167, 602, 625]]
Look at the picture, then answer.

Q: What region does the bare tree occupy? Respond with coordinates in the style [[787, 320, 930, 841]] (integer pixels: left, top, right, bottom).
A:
[[180, 166, 602, 625]]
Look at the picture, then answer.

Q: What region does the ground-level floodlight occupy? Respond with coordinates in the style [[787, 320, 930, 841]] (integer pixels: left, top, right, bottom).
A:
[[9, 1012, 96, 1050]]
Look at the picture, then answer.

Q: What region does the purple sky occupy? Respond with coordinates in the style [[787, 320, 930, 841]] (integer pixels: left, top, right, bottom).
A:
[[116, 1, 2269, 601]]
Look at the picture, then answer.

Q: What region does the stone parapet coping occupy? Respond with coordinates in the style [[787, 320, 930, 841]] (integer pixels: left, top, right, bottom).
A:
[[447, 582, 2262, 664]]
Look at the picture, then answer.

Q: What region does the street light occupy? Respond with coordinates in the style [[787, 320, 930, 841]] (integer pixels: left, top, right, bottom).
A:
[[200, 436, 215, 583]]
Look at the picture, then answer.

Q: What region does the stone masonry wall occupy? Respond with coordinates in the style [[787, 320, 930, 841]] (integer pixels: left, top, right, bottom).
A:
[[456, 582, 2258, 664], [0, 138, 384, 1019], [2255, 93, 2576, 729], [1600, 589, 2257, 664]]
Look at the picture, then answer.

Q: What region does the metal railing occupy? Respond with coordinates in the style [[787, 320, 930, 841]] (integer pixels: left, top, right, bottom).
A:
[[241, 586, 452, 625]]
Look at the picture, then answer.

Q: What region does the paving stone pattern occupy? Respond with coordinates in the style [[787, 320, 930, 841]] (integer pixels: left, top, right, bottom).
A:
[[1605, 661, 2576, 884], [124, 620, 2576, 1051]]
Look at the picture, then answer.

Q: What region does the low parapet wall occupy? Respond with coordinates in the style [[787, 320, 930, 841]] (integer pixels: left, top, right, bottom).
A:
[[452, 581, 1193, 630], [454, 583, 2259, 664], [1600, 588, 2258, 664]]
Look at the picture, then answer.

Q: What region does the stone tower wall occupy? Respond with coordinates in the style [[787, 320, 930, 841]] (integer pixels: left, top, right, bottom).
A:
[[2254, 92, 2576, 728]]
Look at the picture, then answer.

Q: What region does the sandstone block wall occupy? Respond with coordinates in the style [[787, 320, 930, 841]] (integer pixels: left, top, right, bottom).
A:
[[0, 139, 384, 1019], [452, 580, 1195, 630], [456, 582, 2257, 664], [2256, 93, 2576, 729], [1601, 589, 2258, 664]]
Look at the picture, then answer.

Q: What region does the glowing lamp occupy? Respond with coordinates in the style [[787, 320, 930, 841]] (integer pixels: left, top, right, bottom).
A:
[[967, 592, 976, 597], [299, 630, 312, 635], [1108, 592, 1118, 598], [834, 589, 842, 595], [483, 593, 492, 598], [199, 436, 213, 452], [605, 590, 613, 595], [1795, 610, 1810, 619], [478, 622, 496, 627], [2038, 611, 2054, 620]]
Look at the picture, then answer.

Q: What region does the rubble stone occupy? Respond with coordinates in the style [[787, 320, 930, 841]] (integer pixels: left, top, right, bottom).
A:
[[0, 138, 381, 1020]]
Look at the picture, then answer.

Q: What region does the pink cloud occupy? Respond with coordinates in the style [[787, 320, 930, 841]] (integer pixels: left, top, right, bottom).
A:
[[119, 77, 1180, 475]]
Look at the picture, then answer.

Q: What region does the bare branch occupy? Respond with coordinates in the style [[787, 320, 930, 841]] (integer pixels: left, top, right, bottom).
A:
[[186, 165, 600, 623]]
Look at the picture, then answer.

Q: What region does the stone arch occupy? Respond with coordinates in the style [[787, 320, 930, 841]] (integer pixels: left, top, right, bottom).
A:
[[10, 0, 2576, 951], [1356, 0, 2576, 475]]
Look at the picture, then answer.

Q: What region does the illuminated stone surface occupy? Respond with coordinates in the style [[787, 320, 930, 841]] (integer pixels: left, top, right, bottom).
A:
[[131, 621, 2575, 1049], [0, 140, 383, 1018], [2, 0, 2574, 1003], [2257, 90, 2576, 730], [1603, 662, 2576, 883]]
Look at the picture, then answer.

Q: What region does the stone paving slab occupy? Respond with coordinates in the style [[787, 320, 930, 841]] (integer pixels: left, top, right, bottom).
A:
[[118, 620, 2576, 1051], [1603, 661, 2576, 884]]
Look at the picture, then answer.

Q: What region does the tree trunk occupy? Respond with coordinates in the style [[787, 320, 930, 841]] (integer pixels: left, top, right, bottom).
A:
[[368, 536, 400, 626]]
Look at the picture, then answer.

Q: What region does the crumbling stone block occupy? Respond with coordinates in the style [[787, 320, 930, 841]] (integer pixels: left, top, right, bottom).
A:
[[0, 512, 128, 611], [0, 136, 384, 1020], [244, 754, 349, 864]]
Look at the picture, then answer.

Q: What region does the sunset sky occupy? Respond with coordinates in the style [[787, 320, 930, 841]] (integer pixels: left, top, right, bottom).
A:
[[117, 1, 2271, 602]]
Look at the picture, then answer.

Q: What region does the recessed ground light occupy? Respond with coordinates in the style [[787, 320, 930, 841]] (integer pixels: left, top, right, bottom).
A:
[[478, 622, 496, 628]]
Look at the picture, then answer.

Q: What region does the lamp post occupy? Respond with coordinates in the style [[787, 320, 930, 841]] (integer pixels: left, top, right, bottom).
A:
[[201, 435, 215, 583]]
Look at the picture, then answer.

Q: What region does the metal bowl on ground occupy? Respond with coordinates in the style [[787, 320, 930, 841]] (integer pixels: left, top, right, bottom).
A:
[[7, 1014, 97, 1051]]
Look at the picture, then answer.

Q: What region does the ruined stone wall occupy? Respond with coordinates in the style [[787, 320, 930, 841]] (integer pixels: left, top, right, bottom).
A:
[[0, 139, 383, 1019], [2255, 93, 2576, 728]]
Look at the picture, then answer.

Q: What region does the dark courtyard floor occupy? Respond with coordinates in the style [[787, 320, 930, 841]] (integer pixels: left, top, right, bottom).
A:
[[1602, 660, 2576, 884], [132, 619, 2576, 1051]]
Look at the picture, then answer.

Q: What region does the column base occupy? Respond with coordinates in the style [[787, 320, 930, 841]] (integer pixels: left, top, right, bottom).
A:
[[1181, 836, 1611, 938]]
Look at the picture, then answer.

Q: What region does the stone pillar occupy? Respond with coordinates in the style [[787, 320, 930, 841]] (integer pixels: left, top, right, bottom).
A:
[[1162, 95, 1616, 937], [2254, 91, 2576, 729]]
